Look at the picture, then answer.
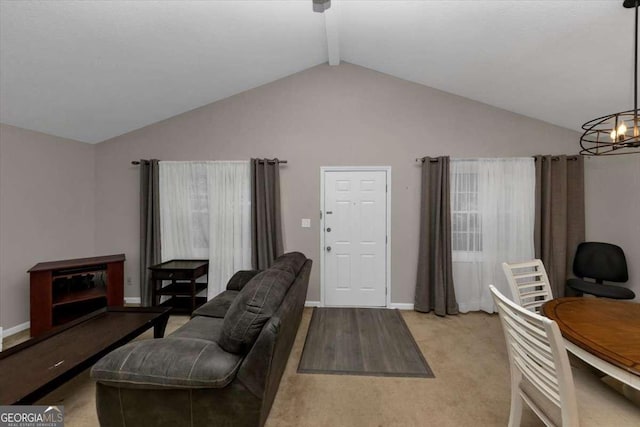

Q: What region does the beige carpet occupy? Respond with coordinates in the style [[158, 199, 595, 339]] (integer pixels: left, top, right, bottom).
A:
[[5, 309, 638, 426]]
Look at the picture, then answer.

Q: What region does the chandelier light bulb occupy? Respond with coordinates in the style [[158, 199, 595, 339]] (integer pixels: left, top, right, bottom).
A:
[[618, 122, 627, 135], [610, 129, 618, 141]]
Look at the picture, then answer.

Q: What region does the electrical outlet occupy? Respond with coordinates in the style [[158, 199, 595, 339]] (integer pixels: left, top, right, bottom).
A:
[[301, 218, 311, 228], [127, 276, 133, 286]]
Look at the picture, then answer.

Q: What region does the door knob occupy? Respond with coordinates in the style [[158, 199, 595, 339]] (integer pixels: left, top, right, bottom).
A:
[[326, 246, 332, 252], [326, 227, 332, 232]]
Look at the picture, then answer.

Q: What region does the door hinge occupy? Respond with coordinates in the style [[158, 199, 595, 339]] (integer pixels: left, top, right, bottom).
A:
[[386, 184, 388, 192], [320, 210, 322, 219]]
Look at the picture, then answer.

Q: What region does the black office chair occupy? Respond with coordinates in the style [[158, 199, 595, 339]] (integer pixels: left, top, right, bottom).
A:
[[567, 242, 636, 300]]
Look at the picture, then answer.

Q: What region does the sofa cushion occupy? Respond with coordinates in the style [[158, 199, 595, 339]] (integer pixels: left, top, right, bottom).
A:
[[192, 290, 239, 319], [218, 269, 295, 355], [226, 270, 262, 291], [270, 252, 306, 276], [91, 337, 242, 389], [170, 316, 224, 342]]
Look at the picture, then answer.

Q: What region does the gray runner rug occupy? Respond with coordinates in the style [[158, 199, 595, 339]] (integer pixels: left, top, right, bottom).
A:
[[297, 307, 434, 378]]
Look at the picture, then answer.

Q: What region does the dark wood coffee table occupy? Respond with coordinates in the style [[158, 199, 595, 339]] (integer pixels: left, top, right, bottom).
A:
[[0, 306, 171, 405]]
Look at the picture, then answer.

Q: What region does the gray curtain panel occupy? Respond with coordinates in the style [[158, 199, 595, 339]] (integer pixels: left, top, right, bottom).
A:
[[534, 155, 585, 297], [415, 156, 459, 316], [251, 159, 284, 269], [140, 159, 161, 307]]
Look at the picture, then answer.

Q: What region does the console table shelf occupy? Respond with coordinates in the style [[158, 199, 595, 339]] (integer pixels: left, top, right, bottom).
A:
[[29, 254, 125, 336], [52, 288, 107, 307], [156, 282, 208, 296], [50, 268, 107, 281], [159, 296, 208, 312]]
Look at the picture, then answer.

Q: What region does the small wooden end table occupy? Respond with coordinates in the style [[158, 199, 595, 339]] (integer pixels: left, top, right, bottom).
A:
[[149, 259, 209, 314]]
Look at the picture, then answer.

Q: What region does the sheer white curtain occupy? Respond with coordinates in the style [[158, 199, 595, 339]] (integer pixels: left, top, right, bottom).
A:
[[206, 162, 252, 299], [160, 162, 209, 260], [450, 158, 535, 313], [159, 161, 251, 299]]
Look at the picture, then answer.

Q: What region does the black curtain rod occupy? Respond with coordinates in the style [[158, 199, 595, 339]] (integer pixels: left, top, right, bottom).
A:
[[415, 156, 579, 163], [256, 159, 288, 164], [131, 159, 288, 165], [533, 156, 579, 161], [415, 158, 442, 163]]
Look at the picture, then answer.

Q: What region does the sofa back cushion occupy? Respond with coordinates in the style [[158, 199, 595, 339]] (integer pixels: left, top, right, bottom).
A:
[[191, 290, 240, 319], [270, 252, 307, 276], [218, 268, 295, 355], [226, 270, 262, 291]]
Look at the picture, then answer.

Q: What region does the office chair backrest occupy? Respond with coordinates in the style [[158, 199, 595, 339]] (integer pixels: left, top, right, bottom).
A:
[[573, 242, 628, 283], [502, 260, 553, 314], [490, 285, 579, 427]]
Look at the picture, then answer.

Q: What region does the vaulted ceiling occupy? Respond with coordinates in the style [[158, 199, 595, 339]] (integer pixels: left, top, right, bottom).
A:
[[1, 1, 636, 143]]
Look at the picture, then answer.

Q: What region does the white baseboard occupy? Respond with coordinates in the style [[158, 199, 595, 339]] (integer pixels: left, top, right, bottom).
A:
[[2, 321, 30, 339], [304, 301, 321, 307], [124, 297, 141, 305], [389, 303, 414, 310]]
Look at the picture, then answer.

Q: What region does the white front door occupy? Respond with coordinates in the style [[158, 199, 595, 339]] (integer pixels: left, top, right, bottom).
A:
[[322, 169, 388, 307]]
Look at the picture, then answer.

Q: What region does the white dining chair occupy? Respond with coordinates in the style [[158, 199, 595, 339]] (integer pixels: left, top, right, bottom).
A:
[[502, 259, 553, 314], [490, 285, 579, 427]]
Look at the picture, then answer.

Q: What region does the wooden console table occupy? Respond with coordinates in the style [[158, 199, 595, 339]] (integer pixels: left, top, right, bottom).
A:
[[149, 259, 208, 314], [29, 254, 125, 336]]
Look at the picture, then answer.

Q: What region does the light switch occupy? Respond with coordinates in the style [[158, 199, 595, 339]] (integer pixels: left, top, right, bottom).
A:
[[301, 218, 311, 228]]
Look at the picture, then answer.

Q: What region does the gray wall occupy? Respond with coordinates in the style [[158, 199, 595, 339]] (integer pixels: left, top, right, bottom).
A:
[[0, 124, 96, 330], [585, 155, 640, 298], [3, 63, 637, 331], [93, 63, 579, 305]]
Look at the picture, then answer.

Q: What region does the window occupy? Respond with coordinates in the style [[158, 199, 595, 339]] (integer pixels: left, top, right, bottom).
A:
[[189, 167, 209, 251], [159, 161, 252, 298], [449, 157, 536, 313], [451, 169, 482, 261]]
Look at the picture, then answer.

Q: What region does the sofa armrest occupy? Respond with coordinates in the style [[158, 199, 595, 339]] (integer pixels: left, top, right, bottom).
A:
[[236, 317, 279, 399], [226, 270, 261, 291], [91, 337, 243, 389]]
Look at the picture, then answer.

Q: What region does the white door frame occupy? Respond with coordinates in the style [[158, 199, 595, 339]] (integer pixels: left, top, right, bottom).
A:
[[319, 166, 392, 308]]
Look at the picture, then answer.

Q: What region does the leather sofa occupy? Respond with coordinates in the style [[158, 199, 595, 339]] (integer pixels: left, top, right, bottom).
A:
[[91, 252, 312, 427]]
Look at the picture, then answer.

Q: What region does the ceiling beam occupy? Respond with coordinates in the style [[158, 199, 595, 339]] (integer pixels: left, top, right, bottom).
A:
[[324, 4, 340, 65]]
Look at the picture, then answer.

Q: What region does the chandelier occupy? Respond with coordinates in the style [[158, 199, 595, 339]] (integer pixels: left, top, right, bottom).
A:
[[580, 0, 640, 155]]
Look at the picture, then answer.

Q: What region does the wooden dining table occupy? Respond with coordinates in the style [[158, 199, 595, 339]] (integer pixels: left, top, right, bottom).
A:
[[542, 297, 640, 391]]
